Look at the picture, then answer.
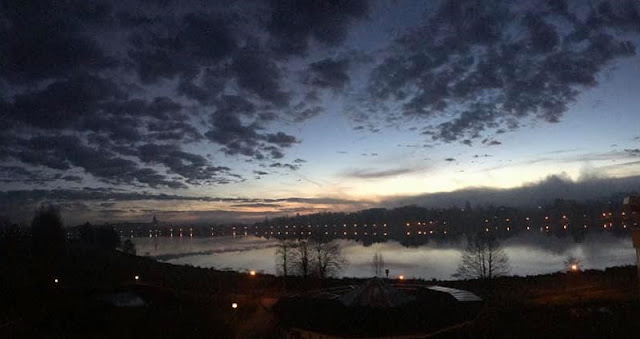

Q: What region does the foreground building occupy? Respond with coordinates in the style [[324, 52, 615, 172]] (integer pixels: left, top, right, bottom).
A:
[[274, 278, 483, 338]]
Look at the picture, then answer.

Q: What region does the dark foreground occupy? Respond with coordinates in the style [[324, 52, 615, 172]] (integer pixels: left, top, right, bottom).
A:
[[2, 242, 640, 338]]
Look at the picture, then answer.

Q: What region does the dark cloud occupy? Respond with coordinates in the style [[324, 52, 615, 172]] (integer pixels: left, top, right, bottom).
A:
[[344, 168, 415, 179], [445, 158, 456, 162], [7, 75, 123, 129], [5, 135, 185, 188], [204, 96, 298, 160], [626, 149, 640, 156], [127, 11, 236, 83], [231, 44, 290, 106], [266, 0, 369, 55], [306, 58, 351, 90], [137, 144, 233, 184], [363, 0, 638, 144], [293, 158, 307, 164], [265, 132, 299, 148], [269, 162, 300, 171], [0, 1, 116, 83]]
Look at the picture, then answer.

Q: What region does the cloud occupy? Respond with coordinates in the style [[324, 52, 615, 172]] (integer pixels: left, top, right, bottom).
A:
[[266, 0, 370, 55], [344, 168, 415, 179], [626, 149, 640, 156], [137, 143, 233, 184], [231, 43, 290, 106], [7, 75, 123, 129], [269, 162, 300, 171], [5, 135, 186, 189], [445, 158, 456, 162], [0, 1, 116, 83], [362, 0, 638, 144], [305, 58, 351, 90], [384, 173, 640, 209]]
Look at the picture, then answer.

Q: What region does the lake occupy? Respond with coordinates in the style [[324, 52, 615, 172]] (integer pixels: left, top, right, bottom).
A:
[[133, 232, 637, 280]]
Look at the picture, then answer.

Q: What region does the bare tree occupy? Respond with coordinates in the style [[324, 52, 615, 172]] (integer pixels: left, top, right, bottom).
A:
[[455, 232, 509, 280], [564, 256, 581, 272], [372, 252, 385, 277], [312, 241, 347, 279], [293, 239, 311, 277], [275, 239, 296, 277]]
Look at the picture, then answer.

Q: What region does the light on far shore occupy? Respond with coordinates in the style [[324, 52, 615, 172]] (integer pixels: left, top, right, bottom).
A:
[[249, 270, 256, 276], [571, 264, 579, 272], [398, 275, 405, 280], [231, 302, 238, 309], [134, 275, 140, 281]]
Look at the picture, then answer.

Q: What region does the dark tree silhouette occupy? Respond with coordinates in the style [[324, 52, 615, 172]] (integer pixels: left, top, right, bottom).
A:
[[275, 239, 296, 277], [372, 252, 385, 277], [79, 223, 120, 250], [293, 239, 311, 277], [95, 226, 120, 250], [121, 238, 137, 255], [312, 241, 347, 279], [455, 232, 509, 281], [31, 204, 65, 258]]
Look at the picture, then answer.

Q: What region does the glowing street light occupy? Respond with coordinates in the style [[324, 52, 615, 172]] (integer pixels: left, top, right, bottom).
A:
[[134, 275, 140, 281], [231, 302, 238, 309], [398, 275, 405, 280], [571, 264, 579, 272], [54, 278, 59, 284], [249, 270, 256, 276]]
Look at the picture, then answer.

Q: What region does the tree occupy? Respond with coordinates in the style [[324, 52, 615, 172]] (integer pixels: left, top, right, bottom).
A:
[[95, 226, 120, 250], [564, 256, 581, 272], [121, 239, 137, 255], [455, 232, 509, 281], [275, 239, 296, 277], [312, 241, 347, 279], [79, 223, 120, 250], [31, 204, 65, 257], [293, 239, 311, 277], [372, 252, 385, 277]]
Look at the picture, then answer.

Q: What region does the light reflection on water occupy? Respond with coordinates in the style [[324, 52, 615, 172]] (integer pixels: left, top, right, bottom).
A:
[[133, 232, 636, 280]]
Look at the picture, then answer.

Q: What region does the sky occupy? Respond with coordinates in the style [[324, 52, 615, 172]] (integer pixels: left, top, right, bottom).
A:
[[1, 0, 640, 225]]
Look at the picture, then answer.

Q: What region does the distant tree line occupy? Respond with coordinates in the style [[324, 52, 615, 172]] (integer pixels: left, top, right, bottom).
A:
[[256, 198, 634, 245]]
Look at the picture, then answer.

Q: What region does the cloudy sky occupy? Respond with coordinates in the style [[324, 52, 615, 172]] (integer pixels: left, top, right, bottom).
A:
[[1, 0, 639, 225]]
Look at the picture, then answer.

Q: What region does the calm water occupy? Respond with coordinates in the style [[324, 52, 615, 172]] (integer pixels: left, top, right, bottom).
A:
[[133, 233, 637, 280]]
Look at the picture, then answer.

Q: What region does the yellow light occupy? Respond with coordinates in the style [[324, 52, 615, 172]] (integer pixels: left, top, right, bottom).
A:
[[398, 275, 405, 280], [571, 264, 578, 271], [249, 270, 256, 276], [231, 303, 238, 309], [134, 275, 140, 281]]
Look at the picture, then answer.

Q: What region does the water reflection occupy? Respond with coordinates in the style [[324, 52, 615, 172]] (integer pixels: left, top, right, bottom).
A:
[[133, 232, 636, 280]]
